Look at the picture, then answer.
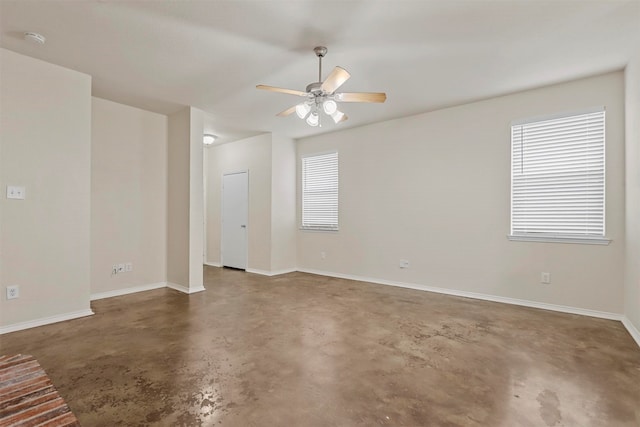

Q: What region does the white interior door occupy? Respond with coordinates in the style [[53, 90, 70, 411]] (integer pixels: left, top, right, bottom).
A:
[[222, 172, 248, 269]]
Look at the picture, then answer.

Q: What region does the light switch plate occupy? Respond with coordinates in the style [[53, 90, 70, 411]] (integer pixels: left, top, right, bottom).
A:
[[6, 285, 19, 300], [6, 186, 26, 200]]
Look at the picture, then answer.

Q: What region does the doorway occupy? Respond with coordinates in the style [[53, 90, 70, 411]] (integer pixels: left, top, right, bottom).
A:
[[222, 171, 248, 269]]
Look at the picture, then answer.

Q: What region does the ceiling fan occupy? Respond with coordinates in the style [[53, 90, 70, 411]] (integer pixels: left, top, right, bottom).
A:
[[256, 46, 386, 127]]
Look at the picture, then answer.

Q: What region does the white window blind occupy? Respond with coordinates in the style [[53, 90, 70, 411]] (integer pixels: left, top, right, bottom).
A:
[[510, 108, 605, 242], [302, 152, 338, 231]]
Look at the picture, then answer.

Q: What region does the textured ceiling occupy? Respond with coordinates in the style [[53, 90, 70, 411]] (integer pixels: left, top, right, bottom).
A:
[[1, 0, 639, 143]]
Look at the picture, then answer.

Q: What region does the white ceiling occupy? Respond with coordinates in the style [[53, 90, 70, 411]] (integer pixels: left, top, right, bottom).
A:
[[1, 0, 639, 144]]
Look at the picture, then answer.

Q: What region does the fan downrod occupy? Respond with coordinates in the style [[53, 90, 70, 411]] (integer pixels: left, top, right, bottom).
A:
[[313, 46, 327, 83]]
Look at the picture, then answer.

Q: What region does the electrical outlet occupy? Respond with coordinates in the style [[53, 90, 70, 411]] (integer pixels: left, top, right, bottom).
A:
[[6, 185, 26, 200], [6, 285, 19, 300], [400, 259, 410, 269], [125, 262, 133, 272], [541, 272, 551, 284]]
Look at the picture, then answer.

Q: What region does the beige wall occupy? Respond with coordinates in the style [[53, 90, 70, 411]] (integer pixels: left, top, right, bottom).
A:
[[167, 107, 204, 292], [205, 133, 273, 272], [167, 108, 191, 287], [90, 97, 167, 296], [271, 134, 297, 272], [625, 53, 640, 332], [188, 108, 204, 289], [297, 72, 625, 314], [0, 48, 92, 328]]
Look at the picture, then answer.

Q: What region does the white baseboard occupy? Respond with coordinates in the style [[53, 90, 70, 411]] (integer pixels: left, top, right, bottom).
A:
[[167, 282, 206, 294], [622, 317, 640, 348], [297, 268, 624, 321], [0, 309, 94, 335], [90, 282, 167, 301], [204, 262, 221, 268], [245, 268, 270, 276], [246, 268, 297, 277]]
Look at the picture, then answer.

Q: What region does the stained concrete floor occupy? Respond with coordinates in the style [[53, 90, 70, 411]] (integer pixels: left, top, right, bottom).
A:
[[1, 267, 639, 426]]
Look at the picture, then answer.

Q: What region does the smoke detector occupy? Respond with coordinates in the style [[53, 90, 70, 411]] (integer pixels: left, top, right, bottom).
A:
[[24, 32, 46, 45]]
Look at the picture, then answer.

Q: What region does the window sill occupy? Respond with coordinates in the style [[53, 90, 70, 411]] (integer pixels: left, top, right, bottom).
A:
[[508, 235, 611, 245], [300, 227, 339, 233]]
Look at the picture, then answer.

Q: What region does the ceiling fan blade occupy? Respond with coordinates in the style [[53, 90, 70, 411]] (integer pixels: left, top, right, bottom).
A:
[[335, 92, 387, 103], [321, 66, 351, 93], [276, 105, 297, 117], [256, 85, 307, 97]]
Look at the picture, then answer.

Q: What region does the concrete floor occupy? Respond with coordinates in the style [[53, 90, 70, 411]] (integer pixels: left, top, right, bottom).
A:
[[1, 266, 639, 426]]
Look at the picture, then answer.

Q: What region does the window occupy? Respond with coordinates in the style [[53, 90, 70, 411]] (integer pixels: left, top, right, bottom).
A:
[[510, 107, 608, 244], [302, 152, 338, 231]]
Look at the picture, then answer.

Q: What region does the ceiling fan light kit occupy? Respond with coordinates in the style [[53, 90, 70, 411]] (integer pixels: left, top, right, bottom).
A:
[[330, 110, 345, 124], [323, 99, 338, 115], [296, 98, 338, 127], [296, 103, 311, 119], [257, 46, 386, 127], [306, 112, 319, 127]]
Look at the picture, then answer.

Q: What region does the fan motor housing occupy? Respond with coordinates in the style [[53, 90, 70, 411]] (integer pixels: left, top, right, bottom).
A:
[[306, 82, 323, 95]]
